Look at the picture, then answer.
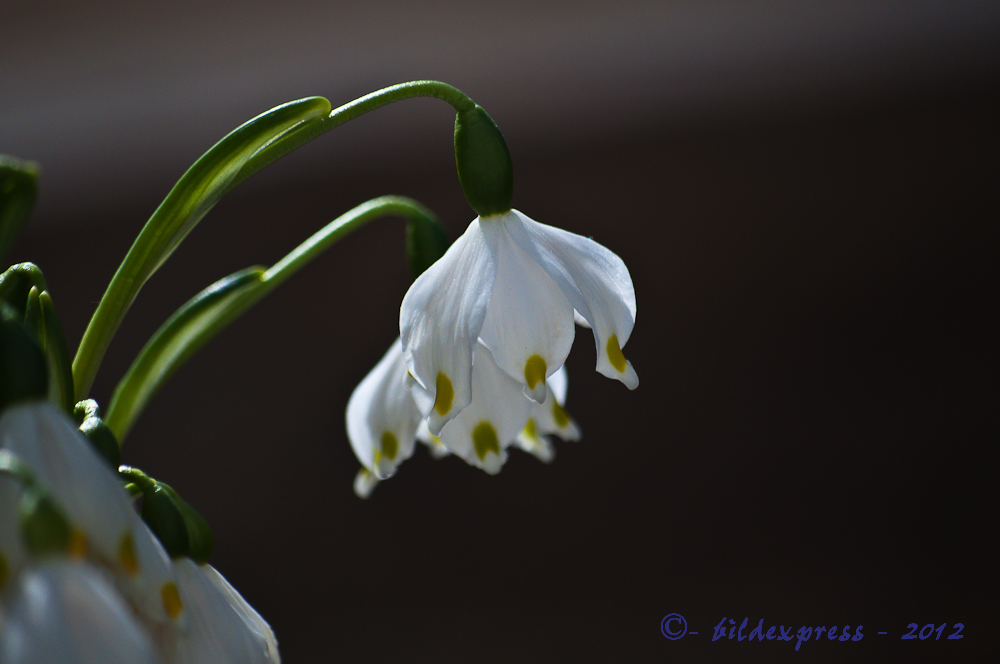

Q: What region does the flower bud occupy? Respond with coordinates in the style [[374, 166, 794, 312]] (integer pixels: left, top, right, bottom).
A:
[[140, 484, 190, 559], [73, 400, 120, 470], [454, 106, 513, 216]]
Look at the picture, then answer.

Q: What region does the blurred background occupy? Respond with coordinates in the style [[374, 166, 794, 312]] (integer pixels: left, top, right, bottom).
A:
[[3, 0, 998, 661]]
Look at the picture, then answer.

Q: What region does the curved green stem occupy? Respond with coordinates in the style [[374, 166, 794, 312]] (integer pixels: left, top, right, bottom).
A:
[[224, 81, 475, 193], [72, 82, 477, 403], [104, 196, 440, 443]]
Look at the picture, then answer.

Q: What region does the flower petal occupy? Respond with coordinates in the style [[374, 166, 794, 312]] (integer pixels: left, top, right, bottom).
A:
[[167, 559, 279, 664], [435, 342, 532, 474], [503, 210, 638, 389], [353, 468, 380, 499], [479, 215, 575, 404], [201, 564, 281, 663], [0, 561, 160, 664], [513, 366, 580, 461], [399, 218, 500, 434], [345, 339, 419, 479]]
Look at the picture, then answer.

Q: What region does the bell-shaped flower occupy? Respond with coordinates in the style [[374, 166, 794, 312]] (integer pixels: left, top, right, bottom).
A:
[[0, 401, 183, 627], [512, 366, 581, 463], [163, 558, 280, 664], [0, 560, 161, 664], [345, 339, 420, 481], [400, 209, 637, 434]]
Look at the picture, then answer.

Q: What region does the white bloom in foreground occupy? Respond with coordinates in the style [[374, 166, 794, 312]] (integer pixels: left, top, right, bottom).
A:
[[0, 561, 160, 664], [164, 559, 280, 664], [0, 401, 280, 663], [400, 209, 637, 434], [0, 402, 182, 627]]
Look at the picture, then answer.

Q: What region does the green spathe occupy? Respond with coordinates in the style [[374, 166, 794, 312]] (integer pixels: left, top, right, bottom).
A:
[[454, 106, 514, 216]]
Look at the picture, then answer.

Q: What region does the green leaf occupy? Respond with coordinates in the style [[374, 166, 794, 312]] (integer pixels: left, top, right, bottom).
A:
[[107, 196, 442, 442], [105, 267, 266, 441], [72, 97, 331, 401], [0, 157, 39, 263]]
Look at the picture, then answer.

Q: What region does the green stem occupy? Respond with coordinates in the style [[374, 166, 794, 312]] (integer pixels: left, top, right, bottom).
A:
[[104, 196, 438, 443], [72, 82, 476, 403], [225, 81, 475, 193]]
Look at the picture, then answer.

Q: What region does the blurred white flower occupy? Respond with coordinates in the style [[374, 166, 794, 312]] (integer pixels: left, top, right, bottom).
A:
[[400, 209, 637, 435], [0, 401, 279, 663]]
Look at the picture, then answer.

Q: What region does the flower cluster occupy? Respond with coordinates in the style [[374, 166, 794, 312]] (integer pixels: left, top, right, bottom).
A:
[[347, 209, 637, 495], [0, 402, 279, 663]]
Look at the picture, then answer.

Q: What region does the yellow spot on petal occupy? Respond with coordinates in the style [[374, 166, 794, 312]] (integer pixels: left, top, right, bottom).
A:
[[523, 418, 539, 441], [606, 334, 627, 373], [118, 532, 139, 576], [380, 431, 399, 461], [472, 421, 500, 461], [434, 372, 454, 416], [552, 400, 571, 428], [524, 355, 547, 390], [161, 582, 183, 620], [68, 529, 88, 559]]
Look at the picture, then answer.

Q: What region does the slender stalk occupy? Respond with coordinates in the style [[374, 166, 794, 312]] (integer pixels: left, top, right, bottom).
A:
[[104, 196, 438, 443], [73, 82, 477, 402]]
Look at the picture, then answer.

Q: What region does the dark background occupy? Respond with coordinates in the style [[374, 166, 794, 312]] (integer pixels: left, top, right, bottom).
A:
[[4, 1, 998, 661]]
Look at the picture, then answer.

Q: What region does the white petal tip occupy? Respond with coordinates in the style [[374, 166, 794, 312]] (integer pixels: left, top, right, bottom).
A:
[[524, 382, 547, 404], [353, 469, 379, 499], [598, 359, 638, 390]]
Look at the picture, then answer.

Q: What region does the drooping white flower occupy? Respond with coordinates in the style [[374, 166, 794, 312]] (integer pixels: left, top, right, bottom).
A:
[[346, 340, 581, 493], [0, 402, 183, 627], [400, 209, 637, 434]]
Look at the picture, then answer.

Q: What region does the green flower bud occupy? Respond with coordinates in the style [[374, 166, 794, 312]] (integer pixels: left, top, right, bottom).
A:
[[454, 106, 513, 217], [160, 482, 214, 564], [73, 400, 121, 469], [140, 484, 190, 559], [0, 263, 47, 320]]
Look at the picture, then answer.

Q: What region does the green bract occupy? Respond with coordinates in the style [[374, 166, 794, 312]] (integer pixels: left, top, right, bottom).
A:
[[454, 106, 514, 216]]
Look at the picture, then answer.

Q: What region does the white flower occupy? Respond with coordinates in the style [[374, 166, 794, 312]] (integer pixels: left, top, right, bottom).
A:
[[0, 401, 280, 663], [346, 338, 581, 493], [400, 209, 637, 435], [163, 559, 280, 664], [0, 560, 161, 664], [0, 402, 182, 627], [512, 365, 581, 463], [345, 339, 420, 481]]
